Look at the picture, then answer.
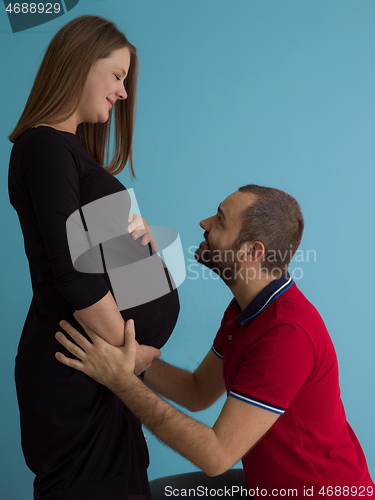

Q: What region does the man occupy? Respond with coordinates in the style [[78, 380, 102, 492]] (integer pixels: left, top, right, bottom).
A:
[[55, 185, 374, 498]]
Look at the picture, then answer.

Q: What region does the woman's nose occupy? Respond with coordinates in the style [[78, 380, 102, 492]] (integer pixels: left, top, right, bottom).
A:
[[117, 85, 127, 100]]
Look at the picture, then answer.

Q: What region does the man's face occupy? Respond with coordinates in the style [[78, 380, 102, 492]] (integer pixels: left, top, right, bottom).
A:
[[195, 191, 255, 285]]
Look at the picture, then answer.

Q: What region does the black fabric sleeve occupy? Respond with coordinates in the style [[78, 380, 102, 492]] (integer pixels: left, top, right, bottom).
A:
[[22, 131, 109, 309]]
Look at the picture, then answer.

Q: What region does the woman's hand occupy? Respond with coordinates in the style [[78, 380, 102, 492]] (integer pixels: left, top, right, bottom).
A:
[[134, 342, 162, 375], [127, 214, 158, 252]]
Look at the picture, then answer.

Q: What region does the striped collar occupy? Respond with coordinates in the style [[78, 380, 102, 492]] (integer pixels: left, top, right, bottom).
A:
[[236, 273, 294, 325]]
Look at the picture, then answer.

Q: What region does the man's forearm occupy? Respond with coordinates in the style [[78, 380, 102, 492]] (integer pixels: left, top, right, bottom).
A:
[[144, 359, 202, 411], [54, 320, 254, 477], [114, 373, 229, 476], [54, 312, 271, 479]]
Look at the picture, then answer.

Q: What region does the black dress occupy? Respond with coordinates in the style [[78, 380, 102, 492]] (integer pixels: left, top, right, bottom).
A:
[[8, 126, 180, 500]]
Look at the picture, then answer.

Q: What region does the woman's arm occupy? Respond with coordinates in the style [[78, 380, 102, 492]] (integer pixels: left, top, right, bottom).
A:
[[75, 291, 125, 346], [19, 130, 159, 368], [76, 292, 161, 373]]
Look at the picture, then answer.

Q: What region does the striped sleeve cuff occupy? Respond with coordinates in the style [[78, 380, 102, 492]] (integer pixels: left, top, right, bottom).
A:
[[229, 390, 286, 415], [211, 345, 223, 359]]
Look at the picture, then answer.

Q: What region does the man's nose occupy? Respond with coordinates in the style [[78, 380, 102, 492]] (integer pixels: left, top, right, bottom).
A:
[[200, 216, 213, 230]]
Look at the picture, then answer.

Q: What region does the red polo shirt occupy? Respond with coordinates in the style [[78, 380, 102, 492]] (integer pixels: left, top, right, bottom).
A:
[[213, 275, 374, 498]]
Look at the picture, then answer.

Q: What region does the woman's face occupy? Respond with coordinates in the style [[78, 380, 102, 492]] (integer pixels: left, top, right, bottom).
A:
[[76, 47, 131, 125]]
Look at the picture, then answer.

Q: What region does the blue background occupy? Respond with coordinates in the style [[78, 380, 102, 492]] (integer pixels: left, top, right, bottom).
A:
[[1, 1, 374, 497]]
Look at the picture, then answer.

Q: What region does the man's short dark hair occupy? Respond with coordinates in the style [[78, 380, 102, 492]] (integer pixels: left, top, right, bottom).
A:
[[236, 185, 304, 274]]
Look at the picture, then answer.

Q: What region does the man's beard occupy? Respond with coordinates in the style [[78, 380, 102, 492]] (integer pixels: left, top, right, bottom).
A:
[[194, 239, 241, 287]]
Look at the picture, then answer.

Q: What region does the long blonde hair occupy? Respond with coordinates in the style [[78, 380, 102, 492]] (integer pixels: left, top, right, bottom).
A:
[[9, 15, 138, 177]]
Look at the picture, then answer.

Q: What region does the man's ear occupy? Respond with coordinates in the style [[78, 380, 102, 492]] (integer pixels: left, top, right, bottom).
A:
[[239, 241, 265, 263]]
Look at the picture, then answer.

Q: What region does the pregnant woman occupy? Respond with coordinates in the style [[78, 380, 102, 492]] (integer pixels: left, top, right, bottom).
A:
[[8, 15, 179, 500]]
